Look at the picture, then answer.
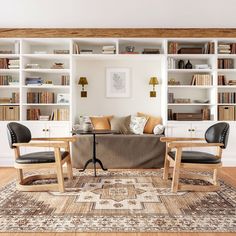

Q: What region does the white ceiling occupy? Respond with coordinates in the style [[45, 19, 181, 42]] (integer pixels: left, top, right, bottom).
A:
[[0, 0, 236, 28]]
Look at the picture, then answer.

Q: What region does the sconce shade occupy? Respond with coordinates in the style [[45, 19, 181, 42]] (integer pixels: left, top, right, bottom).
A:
[[78, 77, 88, 85], [149, 77, 159, 85]]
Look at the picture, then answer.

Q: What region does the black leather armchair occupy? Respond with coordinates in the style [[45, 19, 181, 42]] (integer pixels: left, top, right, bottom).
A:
[[160, 122, 230, 192], [7, 122, 75, 192]]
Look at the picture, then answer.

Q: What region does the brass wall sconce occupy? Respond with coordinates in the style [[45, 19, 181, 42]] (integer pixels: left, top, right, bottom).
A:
[[149, 76, 159, 97], [78, 77, 88, 97]]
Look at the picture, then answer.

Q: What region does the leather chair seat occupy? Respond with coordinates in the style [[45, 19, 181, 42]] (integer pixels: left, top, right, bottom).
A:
[[168, 151, 221, 164], [16, 151, 69, 164]]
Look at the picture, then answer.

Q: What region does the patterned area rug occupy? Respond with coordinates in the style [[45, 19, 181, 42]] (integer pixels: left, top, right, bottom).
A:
[[0, 169, 235, 232]]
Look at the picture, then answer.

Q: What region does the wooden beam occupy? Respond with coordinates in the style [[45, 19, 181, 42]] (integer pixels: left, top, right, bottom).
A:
[[0, 28, 236, 38]]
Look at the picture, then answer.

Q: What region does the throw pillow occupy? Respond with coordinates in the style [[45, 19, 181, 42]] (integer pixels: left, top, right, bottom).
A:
[[137, 112, 162, 134], [153, 124, 165, 135], [90, 116, 111, 130], [130, 116, 147, 135], [110, 116, 131, 134]]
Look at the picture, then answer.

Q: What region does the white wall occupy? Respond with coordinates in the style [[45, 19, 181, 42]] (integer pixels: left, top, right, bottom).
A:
[[0, 0, 236, 28], [74, 59, 162, 122]]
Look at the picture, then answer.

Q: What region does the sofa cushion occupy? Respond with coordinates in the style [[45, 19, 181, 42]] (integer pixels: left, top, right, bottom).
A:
[[130, 116, 147, 134], [90, 116, 112, 130], [137, 112, 162, 134], [110, 116, 131, 134]]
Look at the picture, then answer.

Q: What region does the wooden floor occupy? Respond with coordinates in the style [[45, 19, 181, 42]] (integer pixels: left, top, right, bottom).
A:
[[0, 167, 235, 236]]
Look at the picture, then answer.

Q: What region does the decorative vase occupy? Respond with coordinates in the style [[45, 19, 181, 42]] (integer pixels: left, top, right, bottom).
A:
[[185, 60, 193, 69], [83, 122, 93, 132], [178, 60, 185, 69]]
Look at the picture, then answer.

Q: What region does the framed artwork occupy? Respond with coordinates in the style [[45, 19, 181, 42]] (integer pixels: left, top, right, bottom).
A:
[[57, 93, 70, 104], [106, 68, 131, 98]]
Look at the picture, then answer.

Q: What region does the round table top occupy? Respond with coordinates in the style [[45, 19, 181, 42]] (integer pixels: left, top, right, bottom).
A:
[[74, 129, 119, 135]]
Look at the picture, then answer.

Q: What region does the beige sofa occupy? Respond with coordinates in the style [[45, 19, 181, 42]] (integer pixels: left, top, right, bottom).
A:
[[72, 133, 165, 169]]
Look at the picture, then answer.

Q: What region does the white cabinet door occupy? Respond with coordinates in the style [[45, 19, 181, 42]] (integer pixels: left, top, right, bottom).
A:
[[166, 123, 192, 138], [48, 123, 70, 138], [21, 122, 47, 154]]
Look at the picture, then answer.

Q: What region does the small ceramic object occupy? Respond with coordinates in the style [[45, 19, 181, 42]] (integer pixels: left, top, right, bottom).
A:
[[178, 60, 185, 69], [126, 46, 135, 52], [83, 122, 93, 132], [185, 60, 193, 69]]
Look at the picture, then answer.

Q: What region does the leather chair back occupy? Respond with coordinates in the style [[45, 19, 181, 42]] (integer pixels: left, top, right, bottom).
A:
[[205, 122, 230, 149], [7, 122, 31, 149]]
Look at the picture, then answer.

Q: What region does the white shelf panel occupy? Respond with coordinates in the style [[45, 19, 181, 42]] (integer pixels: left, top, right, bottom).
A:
[[168, 103, 215, 106], [22, 69, 70, 73], [0, 86, 20, 89], [0, 54, 20, 58], [217, 54, 236, 58], [22, 85, 70, 89], [0, 103, 19, 106], [218, 103, 236, 105], [22, 54, 70, 59], [168, 54, 215, 59], [22, 103, 70, 106], [217, 69, 236, 73], [168, 85, 214, 89], [217, 86, 236, 88], [0, 69, 20, 73], [168, 69, 212, 73]]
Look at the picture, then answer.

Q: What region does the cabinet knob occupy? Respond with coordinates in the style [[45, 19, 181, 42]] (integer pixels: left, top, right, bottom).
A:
[[42, 129, 45, 132], [46, 129, 49, 132], [188, 129, 191, 132]]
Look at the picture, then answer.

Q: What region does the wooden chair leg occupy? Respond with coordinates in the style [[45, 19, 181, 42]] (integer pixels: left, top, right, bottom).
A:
[[171, 148, 182, 193], [66, 155, 73, 180], [16, 169, 23, 182], [213, 168, 218, 185], [54, 148, 65, 193], [163, 155, 170, 180]]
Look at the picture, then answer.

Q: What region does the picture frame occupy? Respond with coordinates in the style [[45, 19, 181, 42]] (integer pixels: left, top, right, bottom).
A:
[[57, 93, 70, 104], [106, 67, 131, 98]]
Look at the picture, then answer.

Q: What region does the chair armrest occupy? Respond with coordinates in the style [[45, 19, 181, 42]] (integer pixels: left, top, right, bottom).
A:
[[13, 142, 67, 148], [160, 137, 205, 142], [168, 142, 223, 148], [31, 137, 76, 142]]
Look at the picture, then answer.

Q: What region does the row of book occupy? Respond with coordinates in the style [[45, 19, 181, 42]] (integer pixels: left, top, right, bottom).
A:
[[102, 45, 116, 54], [168, 93, 174, 103], [191, 74, 212, 85], [168, 42, 215, 54], [27, 108, 69, 121], [0, 75, 13, 85], [0, 58, 20, 69], [0, 105, 19, 121], [11, 92, 19, 103], [61, 75, 70, 85], [27, 92, 54, 104], [218, 59, 234, 69], [218, 75, 226, 85], [218, 43, 236, 54], [218, 92, 236, 104]]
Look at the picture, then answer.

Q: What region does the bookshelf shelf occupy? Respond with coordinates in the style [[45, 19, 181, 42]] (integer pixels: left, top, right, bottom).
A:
[[168, 103, 215, 106], [168, 69, 212, 73], [168, 85, 214, 89], [23, 103, 70, 106], [22, 85, 70, 89], [22, 69, 70, 73]]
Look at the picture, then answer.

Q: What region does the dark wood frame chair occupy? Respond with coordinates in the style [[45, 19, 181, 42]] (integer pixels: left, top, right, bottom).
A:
[[7, 122, 76, 192], [160, 122, 230, 192]]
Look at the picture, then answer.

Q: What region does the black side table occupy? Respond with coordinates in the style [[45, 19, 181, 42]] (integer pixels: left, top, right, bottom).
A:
[[74, 130, 118, 177]]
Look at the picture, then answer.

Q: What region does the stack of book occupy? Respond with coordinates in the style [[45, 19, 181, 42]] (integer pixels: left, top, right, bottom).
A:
[[61, 75, 70, 85], [194, 64, 210, 69], [218, 59, 234, 69], [0, 58, 8, 69], [80, 49, 93, 54], [201, 108, 211, 120], [53, 49, 69, 54], [191, 74, 212, 85], [27, 92, 54, 104], [11, 92, 19, 103], [218, 92, 236, 103], [8, 59, 19, 69], [203, 42, 215, 54], [27, 108, 40, 120], [0, 75, 12, 85], [39, 115, 50, 121], [228, 80, 236, 85], [26, 77, 42, 86], [0, 50, 12, 54], [51, 108, 69, 121], [218, 75, 226, 85], [102, 46, 116, 54], [25, 64, 40, 69], [142, 48, 160, 54], [218, 44, 231, 54]]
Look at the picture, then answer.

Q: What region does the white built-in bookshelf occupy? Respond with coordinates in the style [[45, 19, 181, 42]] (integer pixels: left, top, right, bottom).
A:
[[1, 37, 236, 165]]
